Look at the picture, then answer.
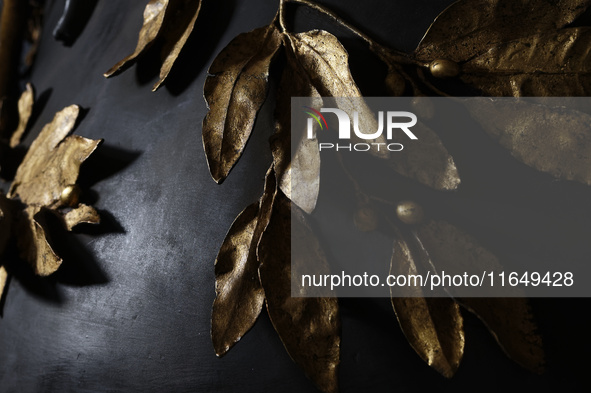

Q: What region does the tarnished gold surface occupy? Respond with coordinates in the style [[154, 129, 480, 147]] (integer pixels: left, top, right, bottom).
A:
[[457, 297, 545, 374], [8, 105, 102, 275], [211, 167, 276, 357], [9, 83, 34, 148], [414, 0, 589, 63], [390, 237, 464, 378], [388, 120, 460, 190], [259, 193, 340, 393], [465, 99, 591, 185], [417, 221, 544, 372], [152, 0, 202, 91], [104, 0, 169, 77], [203, 24, 282, 183], [462, 28, 591, 96], [62, 204, 100, 231], [104, 0, 202, 90], [272, 49, 321, 214]]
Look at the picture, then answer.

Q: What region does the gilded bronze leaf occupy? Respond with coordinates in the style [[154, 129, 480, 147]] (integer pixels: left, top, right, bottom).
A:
[[62, 204, 100, 231], [259, 193, 340, 393], [104, 0, 170, 77], [286, 30, 388, 159], [415, 0, 591, 63], [9, 82, 34, 148], [272, 54, 322, 213], [461, 28, 591, 96], [7, 105, 102, 275], [17, 206, 62, 276], [203, 24, 282, 183], [464, 98, 591, 185], [390, 237, 464, 378], [458, 298, 544, 373], [416, 220, 544, 372], [0, 265, 7, 302], [389, 120, 460, 190], [212, 167, 277, 357], [152, 0, 202, 91]]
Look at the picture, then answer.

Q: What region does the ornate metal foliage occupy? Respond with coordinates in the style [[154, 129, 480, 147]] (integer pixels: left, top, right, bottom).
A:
[[7, 0, 590, 391], [0, 99, 103, 303], [195, 0, 591, 390]]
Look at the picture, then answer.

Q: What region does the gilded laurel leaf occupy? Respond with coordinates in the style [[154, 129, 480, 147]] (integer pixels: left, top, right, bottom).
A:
[[0, 265, 7, 302], [203, 24, 282, 183], [17, 206, 62, 276], [211, 167, 276, 356], [286, 30, 388, 159], [272, 56, 322, 213], [390, 237, 464, 378], [104, 0, 170, 77], [8, 105, 102, 275], [9, 82, 34, 148], [62, 204, 101, 231], [152, 0, 202, 91], [259, 193, 340, 393], [416, 220, 544, 372], [415, 0, 591, 63], [389, 121, 461, 190], [457, 298, 544, 373], [461, 28, 591, 96], [104, 0, 201, 89], [464, 98, 591, 185]]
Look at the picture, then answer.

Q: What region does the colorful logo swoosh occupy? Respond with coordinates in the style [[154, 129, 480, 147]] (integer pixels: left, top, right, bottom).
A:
[[303, 106, 328, 130]]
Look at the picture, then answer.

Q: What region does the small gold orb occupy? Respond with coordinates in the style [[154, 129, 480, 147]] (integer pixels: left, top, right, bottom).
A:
[[396, 200, 424, 225], [354, 206, 378, 232], [429, 59, 460, 78], [60, 184, 80, 207]]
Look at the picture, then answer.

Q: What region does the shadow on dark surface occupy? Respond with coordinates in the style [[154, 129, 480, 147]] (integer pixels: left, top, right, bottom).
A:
[[53, 0, 100, 46], [78, 143, 142, 192], [133, 0, 237, 95]]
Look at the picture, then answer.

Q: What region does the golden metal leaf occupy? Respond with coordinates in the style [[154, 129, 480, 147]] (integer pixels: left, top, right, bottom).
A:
[[104, 0, 201, 89], [202, 24, 282, 183], [286, 30, 388, 159], [104, 0, 170, 77], [389, 121, 460, 190], [153, 0, 202, 91], [211, 167, 276, 357], [7, 105, 102, 275], [0, 265, 7, 302], [17, 206, 62, 276], [259, 193, 340, 393], [464, 98, 591, 185], [9, 82, 34, 148], [457, 297, 544, 373], [416, 220, 544, 372], [415, 0, 590, 63], [390, 237, 465, 378], [272, 54, 322, 213], [62, 204, 101, 231], [461, 28, 591, 96]]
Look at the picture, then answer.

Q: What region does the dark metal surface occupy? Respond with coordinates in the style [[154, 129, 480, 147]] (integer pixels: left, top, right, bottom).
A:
[[0, 0, 589, 392]]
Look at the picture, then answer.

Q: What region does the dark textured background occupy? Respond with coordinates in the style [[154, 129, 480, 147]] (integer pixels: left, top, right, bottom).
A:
[[0, 0, 590, 391]]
